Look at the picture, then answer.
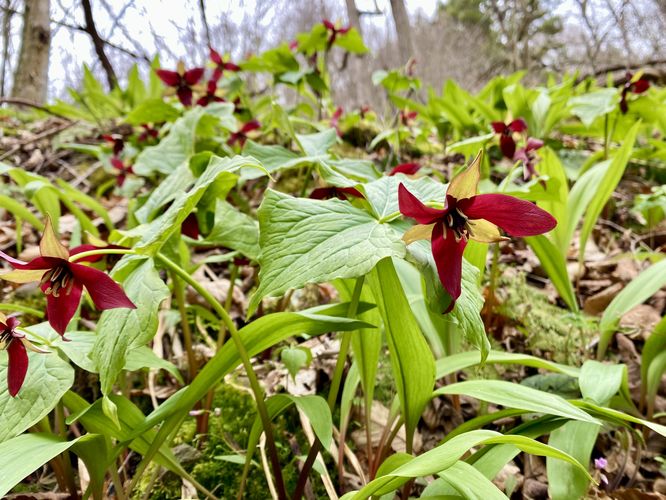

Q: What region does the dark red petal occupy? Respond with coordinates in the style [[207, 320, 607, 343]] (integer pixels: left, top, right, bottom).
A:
[[184, 67, 204, 85], [7, 339, 28, 397], [398, 183, 445, 224], [491, 122, 507, 134], [323, 19, 335, 30], [209, 47, 222, 65], [309, 187, 336, 200], [389, 163, 421, 176], [338, 26, 351, 34], [459, 194, 557, 236], [1, 254, 60, 271], [211, 67, 223, 83], [207, 80, 217, 93], [70, 263, 136, 310], [227, 133, 240, 146], [525, 137, 544, 152], [156, 69, 180, 87], [44, 282, 83, 336], [223, 62, 241, 72], [181, 213, 200, 239], [339, 187, 363, 198], [508, 118, 528, 132], [196, 95, 210, 107], [111, 156, 124, 170], [241, 120, 261, 134], [499, 135, 516, 159], [177, 87, 193, 107], [632, 79, 649, 93], [619, 97, 629, 114], [431, 223, 467, 312], [513, 147, 528, 163]]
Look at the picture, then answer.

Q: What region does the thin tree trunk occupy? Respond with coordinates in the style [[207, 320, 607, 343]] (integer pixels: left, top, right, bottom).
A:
[[389, 0, 414, 66], [343, 0, 362, 105], [81, 0, 117, 89], [11, 0, 50, 103], [1, 0, 12, 96]]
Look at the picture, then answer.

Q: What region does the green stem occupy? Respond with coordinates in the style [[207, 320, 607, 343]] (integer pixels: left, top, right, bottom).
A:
[[56, 402, 79, 500], [68, 248, 135, 262], [154, 253, 288, 500], [172, 273, 198, 382], [293, 276, 365, 500], [0, 303, 44, 318]]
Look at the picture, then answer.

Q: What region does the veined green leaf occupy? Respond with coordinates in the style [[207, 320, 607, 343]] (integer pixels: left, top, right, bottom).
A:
[[0, 351, 74, 443], [249, 190, 405, 314], [0, 434, 83, 497], [91, 257, 170, 395]]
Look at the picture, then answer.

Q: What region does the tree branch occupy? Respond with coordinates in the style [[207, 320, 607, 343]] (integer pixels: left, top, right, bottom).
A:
[[80, 0, 117, 89]]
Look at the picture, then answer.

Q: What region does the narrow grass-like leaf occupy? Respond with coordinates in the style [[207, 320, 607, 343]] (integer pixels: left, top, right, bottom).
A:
[[435, 380, 599, 424], [547, 421, 598, 500], [423, 460, 508, 499], [368, 257, 435, 449], [598, 257, 666, 358], [525, 235, 578, 311]]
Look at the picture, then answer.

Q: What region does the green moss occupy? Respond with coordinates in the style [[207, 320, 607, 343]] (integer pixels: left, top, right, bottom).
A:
[[497, 272, 597, 364]]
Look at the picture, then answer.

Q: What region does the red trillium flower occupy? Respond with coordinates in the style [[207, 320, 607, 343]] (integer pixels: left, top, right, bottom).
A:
[[310, 186, 363, 200], [0, 217, 135, 336], [513, 137, 544, 180], [137, 123, 160, 143], [400, 109, 418, 126], [101, 134, 124, 155], [389, 162, 421, 176], [0, 313, 47, 397], [111, 156, 133, 187], [197, 79, 225, 107], [620, 72, 650, 114], [289, 40, 299, 51], [209, 47, 241, 82], [491, 118, 528, 159], [330, 107, 343, 136], [228, 120, 261, 147], [322, 19, 351, 48], [156, 62, 205, 107], [398, 151, 556, 311]]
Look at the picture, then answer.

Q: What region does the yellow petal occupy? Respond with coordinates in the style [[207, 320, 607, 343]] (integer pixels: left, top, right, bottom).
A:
[[40, 216, 69, 260], [0, 269, 47, 284], [20, 337, 50, 354], [468, 219, 508, 243], [177, 60, 186, 75], [85, 233, 108, 248], [403, 224, 435, 244], [0, 312, 6, 324], [447, 150, 482, 200]]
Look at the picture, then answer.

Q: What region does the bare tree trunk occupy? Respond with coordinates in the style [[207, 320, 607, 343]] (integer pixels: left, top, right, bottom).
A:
[[343, 0, 362, 105], [1, 0, 12, 96], [81, 0, 117, 89], [11, 0, 50, 103], [389, 0, 414, 66]]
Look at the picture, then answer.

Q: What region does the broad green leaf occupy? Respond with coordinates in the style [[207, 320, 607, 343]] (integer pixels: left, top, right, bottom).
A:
[[349, 430, 590, 498], [598, 257, 666, 358], [133, 106, 208, 175], [91, 257, 170, 395], [249, 190, 405, 314], [436, 350, 580, 380], [434, 380, 600, 424], [296, 128, 337, 156], [126, 99, 180, 125], [422, 460, 508, 499], [525, 235, 578, 311], [569, 89, 618, 127], [547, 421, 597, 500], [134, 155, 260, 255], [125, 346, 184, 383], [241, 140, 318, 180], [0, 350, 74, 443], [199, 200, 260, 260], [325, 158, 381, 183], [579, 360, 624, 405], [134, 161, 195, 223], [361, 175, 445, 221], [71, 434, 110, 500], [0, 434, 82, 497], [447, 132, 494, 157], [537, 148, 569, 250], [334, 27, 368, 53], [579, 122, 638, 259], [281, 347, 311, 380], [368, 257, 435, 447]]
